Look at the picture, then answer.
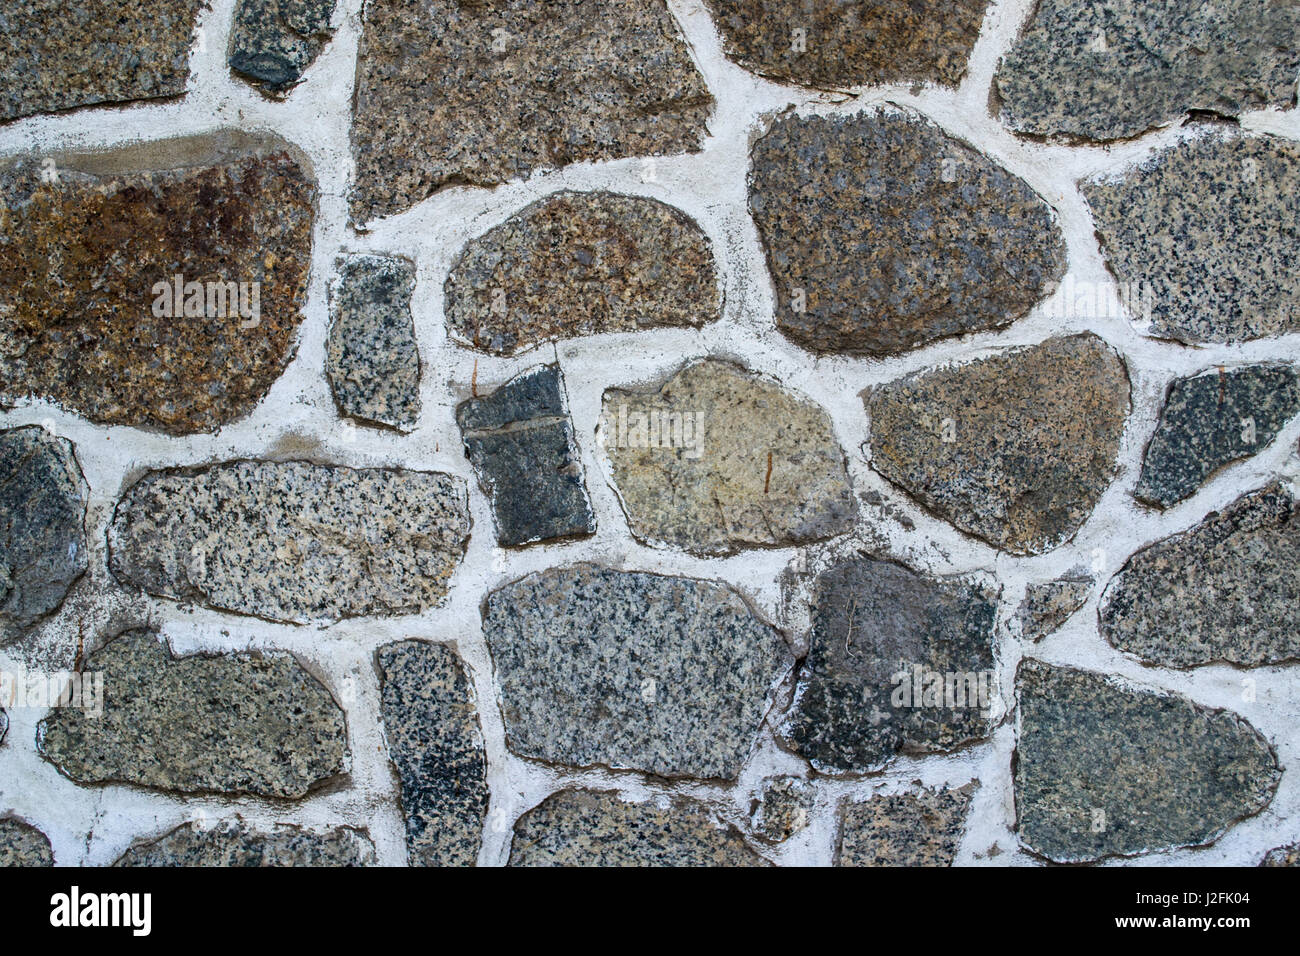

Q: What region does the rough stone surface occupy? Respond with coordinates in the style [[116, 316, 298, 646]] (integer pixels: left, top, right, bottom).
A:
[[510, 789, 767, 866], [601, 359, 855, 555], [995, 0, 1300, 141], [445, 191, 720, 356], [1260, 842, 1300, 867], [749, 109, 1066, 356], [483, 564, 790, 780], [1014, 573, 1092, 643], [377, 641, 488, 867], [38, 628, 348, 798], [750, 776, 816, 843], [350, 1, 713, 222], [0, 818, 54, 866], [1015, 660, 1280, 863], [838, 784, 975, 866], [108, 460, 468, 624], [867, 334, 1130, 555], [457, 365, 595, 547], [229, 0, 337, 96], [0, 132, 317, 434], [115, 821, 374, 866], [782, 555, 998, 773], [1100, 482, 1300, 669], [1083, 132, 1300, 344], [0, 708, 6, 747]]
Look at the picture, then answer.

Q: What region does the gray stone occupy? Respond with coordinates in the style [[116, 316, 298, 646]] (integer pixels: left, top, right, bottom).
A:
[[115, 820, 374, 866], [229, 0, 337, 96], [0, 708, 6, 746], [1260, 842, 1300, 867], [750, 776, 816, 843], [1014, 573, 1092, 643], [0, 818, 54, 866], [838, 784, 975, 866]]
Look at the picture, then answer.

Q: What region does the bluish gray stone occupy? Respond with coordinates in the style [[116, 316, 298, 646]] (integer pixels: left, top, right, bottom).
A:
[[115, 820, 374, 866], [229, 0, 337, 96]]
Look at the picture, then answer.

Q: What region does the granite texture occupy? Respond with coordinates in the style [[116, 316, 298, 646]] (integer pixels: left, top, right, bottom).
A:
[[229, 0, 337, 96], [1261, 843, 1300, 867], [838, 784, 975, 867], [115, 820, 374, 866], [750, 776, 816, 843], [0, 818, 54, 866], [1013, 573, 1092, 643]]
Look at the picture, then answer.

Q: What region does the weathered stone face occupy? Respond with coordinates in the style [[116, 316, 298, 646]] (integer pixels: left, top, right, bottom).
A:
[[1013, 573, 1092, 643], [115, 821, 374, 866], [750, 776, 816, 843], [350, 1, 713, 222], [445, 191, 720, 356], [749, 109, 1066, 356], [1015, 660, 1280, 863], [867, 334, 1130, 555], [601, 359, 855, 555], [838, 784, 975, 867], [38, 629, 348, 798], [229, 0, 337, 96], [483, 564, 790, 781], [0, 132, 317, 434], [0, 818, 54, 866], [108, 460, 469, 624], [1261, 843, 1300, 867]]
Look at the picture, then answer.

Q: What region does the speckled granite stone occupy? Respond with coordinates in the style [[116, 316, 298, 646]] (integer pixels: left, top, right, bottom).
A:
[[108, 460, 468, 624], [38, 628, 347, 798], [1083, 132, 1300, 344], [1100, 483, 1300, 669], [1013, 573, 1092, 643], [838, 784, 975, 866], [0, 819, 54, 866], [483, 564, 790, 780], [750, 776, 816, 843], [781, 555, 998, 773], [510, 789, 767, 866], [0, 427, 88, 645], [377, 641, 488, 867], [229, 0, 337, 96], [1136, 365, 1300, 509], [995, 0, 1300, 141], [0, 132, 316, 434], [350, 1, 713, 222], [445, 191, 720, 356], [327, 255, 421, 431], [1015, 660, 1279, 863], [749, 108, 1066, 356], [115, 820, 374, 866], [867, 334, 1129, 554], [1261, 842, 1300, 867], [601, 359, 855, 555]]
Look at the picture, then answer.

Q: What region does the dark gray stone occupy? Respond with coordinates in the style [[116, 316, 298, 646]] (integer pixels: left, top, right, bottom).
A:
[[115, 820, 374, 866], [838, 784, 975, 866], [1014, 573, 1092, 643], [0, 818, 53, 866], [750, 776, 816, 843], [229, 0, 337, 96]]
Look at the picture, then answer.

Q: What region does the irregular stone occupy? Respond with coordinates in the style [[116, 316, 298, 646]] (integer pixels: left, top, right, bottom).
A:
[[0, 818, 53, 866], [995, 0, 1300, 141], [377, 640, 488, 867], [0, 427, 89, 644], [0, 132, 317, 434], [867, 334, 1130, 554], [115, 820, 374, 866], [1100, 482, 1300, 669], [1013, 573, 1092, 643], [108, 460, 468, 624], [327, 255, 421, 431], [749, 108, 1066, 356], [782, 555, 998, 773], [38, 628, 347, 798], [351, 1, 713, 222], [229, 0, 337, 96], [1260, 842, 1300, 867], [750, 776, 816, 843], [445, 191, 720, 356], [1015, 660, 1280, 863], [457, 365, 595, 547], [0, 708, 6, 746], [483, 564, 790, 780], [510, 789, 767, 867], [1136, 365, 1300, 509], [1083, 132, 1300, 344], [838, 784, 975, 866]]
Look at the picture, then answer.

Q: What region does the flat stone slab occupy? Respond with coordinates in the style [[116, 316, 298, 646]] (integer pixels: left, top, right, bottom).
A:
[[838, 784, 975, 866], [749, 108, 1065, 356], [108, 460, 469, 624], [1013, 573, 1092, 643], [229, 0, 337, 96], [1015, 660, 1280, 863], [115, 820, 374, 866], [350, 1, 713, 222], [601, 359, 855, 555], [445, 191, 720, 356], [867, 334, 1130, 554], [0, 818, 54, 866], [1261, 843, 1300, 867], [483, 564, 790, 780], [750, 776, 816, 843], [1100, 482, 1300, 669], [38, 628, 348, 798]]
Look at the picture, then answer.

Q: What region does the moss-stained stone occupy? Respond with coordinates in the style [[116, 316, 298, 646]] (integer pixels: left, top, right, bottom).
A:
[[1013, 573, 1092, 643], [445, 191, 720, 356], [1100, 482, 1300, 669], [229, 0, 337, 96], [510, 789, 767, 867], [1083, 132, 1300, 344], [1261, 842, 1300, 867], [838, 784, 975, 866], [0, 132, 316, 434], [483, 564, 790, 781], [867, 334, 1129, 555], [0, 818, 54, 866], [995, 0, 1300, 141], [601, 360, 855, 555], [38, 629, 347, 798], [115, 820, 374, 866], [350, 1, 713, 222], [749, 108, 1065, 356], [750, 776, 816, 843], [1015, 660, 1280, 863], [377, 641, 488, 868], [108, 460, 469, 624]]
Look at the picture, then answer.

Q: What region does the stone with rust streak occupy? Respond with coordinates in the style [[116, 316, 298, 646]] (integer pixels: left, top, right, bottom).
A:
[[838, 784, 975, 866], [116, 820, 374, 866]]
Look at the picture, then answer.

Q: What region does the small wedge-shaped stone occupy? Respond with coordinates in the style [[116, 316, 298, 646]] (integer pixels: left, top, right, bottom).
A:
[[838, 784, 975, 867], [867, 334, 1130, 554], [750, 108, 1066, 356], [750, 776, 816, 843], [445, 191, 720, 356], [1013, 572, 1092, 643], [229, 0, 337, 96], [601, 359, 855, 555], [39, 629, 347, 798], [1101, 483, 1300, 669], [116, 820, 374, 866], [1015, 660, 1279, 863], [108, 460, 468, 624], [484, 565, 790, 780], [0, 819, 54, 866]]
